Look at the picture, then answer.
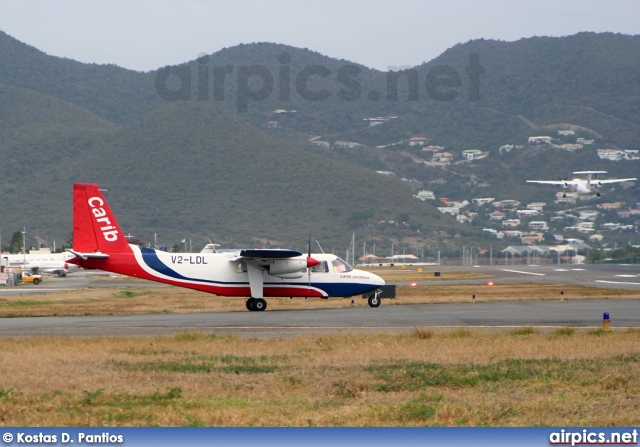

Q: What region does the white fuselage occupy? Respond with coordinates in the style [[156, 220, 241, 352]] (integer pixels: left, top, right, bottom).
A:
[[2, 252, 80, 276]]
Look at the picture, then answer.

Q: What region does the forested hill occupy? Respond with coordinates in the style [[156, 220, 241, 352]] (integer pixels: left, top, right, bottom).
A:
[[0, 31, 638, 252]]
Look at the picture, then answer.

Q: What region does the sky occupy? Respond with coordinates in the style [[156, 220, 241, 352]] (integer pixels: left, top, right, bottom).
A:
[[0, 0, 638, 72]]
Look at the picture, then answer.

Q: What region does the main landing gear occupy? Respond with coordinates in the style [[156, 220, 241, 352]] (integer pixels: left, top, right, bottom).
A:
[[246, 297, 267, 311]]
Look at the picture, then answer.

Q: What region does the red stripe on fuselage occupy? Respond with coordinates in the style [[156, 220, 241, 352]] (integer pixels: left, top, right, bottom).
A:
[[76, 250, 326, 298]]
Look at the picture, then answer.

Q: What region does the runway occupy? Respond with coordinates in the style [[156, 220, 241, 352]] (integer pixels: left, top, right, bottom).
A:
[[0, 264, 638, 337]]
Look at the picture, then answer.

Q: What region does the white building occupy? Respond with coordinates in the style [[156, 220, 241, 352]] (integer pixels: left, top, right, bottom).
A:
[[528, 136, 552, 145], [528, 221, 549, 230], [461, 149, 483, 160], [415, 190, 435, 201]]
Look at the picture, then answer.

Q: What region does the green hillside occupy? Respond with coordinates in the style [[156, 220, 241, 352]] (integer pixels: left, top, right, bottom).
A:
[[0, 31, 638, 254]]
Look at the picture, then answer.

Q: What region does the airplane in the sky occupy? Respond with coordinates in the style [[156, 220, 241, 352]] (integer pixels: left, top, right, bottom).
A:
[[68, 183, 385, 311], [2, 250, 80, 277], [527, 171, 637, 197]]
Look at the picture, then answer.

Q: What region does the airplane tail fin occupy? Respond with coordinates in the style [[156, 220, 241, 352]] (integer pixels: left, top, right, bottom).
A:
[[73, 183, 129, 254]]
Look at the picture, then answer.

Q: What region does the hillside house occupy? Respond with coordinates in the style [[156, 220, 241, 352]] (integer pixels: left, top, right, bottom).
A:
[[461, 149, 483, 160], [588, 234, 604, 242], [429, 178, 448, 185], [576, 138, 594, 144], [526, 202, 546, 211], [472, 197, 495, 206], [598, 202, 622, 210], [528, 136, 552, 145], [557, 130, 575, 136], [555, 192, 577, 204], [522, 234, 544, 244], [414, 190, 435, 201], [456, 214, 472, 224], [555, 143, 583, 151], [489, 211, 506, 221], [528, 221, 549, 230], [601, 223, 620, 231], [503, 230, 523, 238], [517, 209, 540, 218], [578, 210, 599, 220], [334, 140, 363, 148], [503, 219, 521, 227], [493, 200, 520, 209], [617, 210, 631, 218], [409, 136, 428, 146], [596, 149, 638, 161], [432, 152, 453, 164]]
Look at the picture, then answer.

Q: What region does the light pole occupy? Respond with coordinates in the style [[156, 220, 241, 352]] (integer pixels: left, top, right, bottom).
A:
[[22, 226, 26, 265]]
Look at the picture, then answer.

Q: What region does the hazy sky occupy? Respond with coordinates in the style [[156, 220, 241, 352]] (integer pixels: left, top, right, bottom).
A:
[[0, 0, 638, 72]]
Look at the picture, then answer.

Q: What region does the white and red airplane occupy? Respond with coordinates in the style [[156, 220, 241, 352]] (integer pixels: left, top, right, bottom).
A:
[[68, 183, 385, 311], [2, 250, 80, 277], [527, 171, 636, 197]]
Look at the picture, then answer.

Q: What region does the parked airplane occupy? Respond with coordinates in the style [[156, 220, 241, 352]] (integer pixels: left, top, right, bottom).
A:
[[68, 183, 385, 311], [2, 249, 80, 277], [527, 171, 636, 197]]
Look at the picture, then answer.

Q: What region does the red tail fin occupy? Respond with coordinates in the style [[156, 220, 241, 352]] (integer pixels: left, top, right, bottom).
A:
[[73, 183, 129, 254]]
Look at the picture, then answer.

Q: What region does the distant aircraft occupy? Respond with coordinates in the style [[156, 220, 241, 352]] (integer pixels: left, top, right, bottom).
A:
[[68, 183, 385, 311], [2, 250, 80, 277], [527, 171, 637, 197]]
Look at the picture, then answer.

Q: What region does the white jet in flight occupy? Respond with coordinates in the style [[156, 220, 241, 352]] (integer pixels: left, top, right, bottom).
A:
[[527, 171, 636, 197]]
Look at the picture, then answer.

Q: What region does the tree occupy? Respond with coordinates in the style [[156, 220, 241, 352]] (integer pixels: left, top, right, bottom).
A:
[[7, 231, 24, 254], [586, 250, 603, 264]]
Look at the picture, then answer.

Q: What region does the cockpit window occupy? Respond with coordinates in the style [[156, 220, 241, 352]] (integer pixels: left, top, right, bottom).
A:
[[331, 257, 353, 273]]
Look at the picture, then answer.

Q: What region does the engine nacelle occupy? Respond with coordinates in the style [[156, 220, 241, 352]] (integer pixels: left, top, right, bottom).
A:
[[267, 257, 319, 276], [268, 259, 310, 276]]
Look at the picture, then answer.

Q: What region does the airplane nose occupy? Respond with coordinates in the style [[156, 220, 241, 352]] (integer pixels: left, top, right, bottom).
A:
[[307, 257, 320, 268]]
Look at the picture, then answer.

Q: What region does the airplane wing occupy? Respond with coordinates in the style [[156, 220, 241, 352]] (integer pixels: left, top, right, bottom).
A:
[[526, 180, 568, 186], [239, 249, 303, 259], [595, 178, 637, 184]]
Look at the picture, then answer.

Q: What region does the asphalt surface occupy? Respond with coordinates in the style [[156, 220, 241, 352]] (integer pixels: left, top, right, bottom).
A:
[[0, 264, 638, 337]]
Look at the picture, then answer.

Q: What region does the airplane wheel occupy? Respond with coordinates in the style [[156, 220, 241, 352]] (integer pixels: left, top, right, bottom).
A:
[[253, 298, 267, 311], [368, 294, 381, 308], [246, 298, 256, 311]]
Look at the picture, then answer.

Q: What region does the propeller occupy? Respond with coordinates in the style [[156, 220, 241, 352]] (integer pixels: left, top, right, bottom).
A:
[[307, 235, 312, 296]]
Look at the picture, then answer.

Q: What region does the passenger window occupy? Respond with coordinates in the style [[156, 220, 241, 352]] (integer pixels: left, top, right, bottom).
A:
[[312, 261, 328, 273]]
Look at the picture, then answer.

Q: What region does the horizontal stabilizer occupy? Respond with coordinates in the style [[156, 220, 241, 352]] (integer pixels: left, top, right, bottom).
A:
[[240, 249, 303, 259], [67, 249, 109, 260]]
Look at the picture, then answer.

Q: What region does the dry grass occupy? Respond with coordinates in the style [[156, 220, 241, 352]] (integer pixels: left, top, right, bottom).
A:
[[0, 329, 638, 426], [2, 270, 639, 426], [1, 269, 638, 317]]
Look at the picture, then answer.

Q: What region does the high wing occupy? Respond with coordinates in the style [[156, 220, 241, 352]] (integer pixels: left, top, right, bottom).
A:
[[240, 249, 303, 259], [594, 178, 637, 184], [526, 180, 571, 186]]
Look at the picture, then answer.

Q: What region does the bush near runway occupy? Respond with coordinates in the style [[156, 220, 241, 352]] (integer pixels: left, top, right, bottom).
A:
[[0, 329, 638, 426]]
